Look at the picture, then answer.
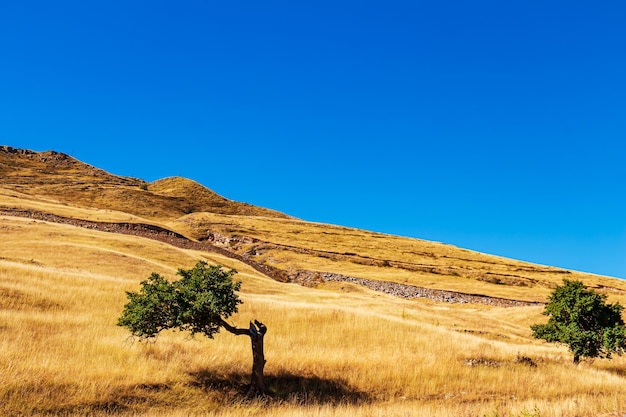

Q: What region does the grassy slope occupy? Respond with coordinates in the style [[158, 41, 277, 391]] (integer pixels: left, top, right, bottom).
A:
[[4, 146, 625, 304], [2, 211, 626, 417], [172, 212, 626, 304], [0, 147, 290, 221], [2, 147, 626, 416]]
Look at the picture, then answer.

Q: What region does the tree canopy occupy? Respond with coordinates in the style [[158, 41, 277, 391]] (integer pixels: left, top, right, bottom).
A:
[[531, 279, 626, 363], [118, 261, 242, 340]]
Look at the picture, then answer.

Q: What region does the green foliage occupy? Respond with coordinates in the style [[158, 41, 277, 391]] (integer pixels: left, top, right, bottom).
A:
[[531, 279, 626, 362], [118, 261, 241, 339]]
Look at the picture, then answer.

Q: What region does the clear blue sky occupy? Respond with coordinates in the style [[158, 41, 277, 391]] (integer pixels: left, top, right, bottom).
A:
[[1, 1, 625, 278]]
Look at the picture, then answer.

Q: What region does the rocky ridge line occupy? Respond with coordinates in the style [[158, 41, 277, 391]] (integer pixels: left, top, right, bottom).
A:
[[206, 232, 570, 289], [0, 207, 288, 283], [1, 207, 542, 307], [288, 270, 543, 307]]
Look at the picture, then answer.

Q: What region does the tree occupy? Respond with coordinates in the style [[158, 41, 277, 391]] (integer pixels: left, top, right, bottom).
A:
[[531, 279, 626, 364], [118, 261, 268, 395]]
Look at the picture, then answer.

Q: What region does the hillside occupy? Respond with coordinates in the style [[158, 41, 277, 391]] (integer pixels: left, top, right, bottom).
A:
[[2, 146, 624, 306], [2, 146, 626, 416], [0, 146, 290, 221]]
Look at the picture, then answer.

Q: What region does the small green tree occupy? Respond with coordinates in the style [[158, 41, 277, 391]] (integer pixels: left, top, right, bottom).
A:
[[531, 279, 626, 364], [118, 261, 268, 395]]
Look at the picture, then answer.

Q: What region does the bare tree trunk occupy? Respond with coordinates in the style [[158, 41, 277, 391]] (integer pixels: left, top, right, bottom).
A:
[[573, 354, 580, 364], [248, 320, 267, 396], [220, 319, 268, 396]]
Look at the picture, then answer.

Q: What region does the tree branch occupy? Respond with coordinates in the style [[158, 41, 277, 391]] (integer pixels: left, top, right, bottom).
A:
[[219, 318, 250, 336]]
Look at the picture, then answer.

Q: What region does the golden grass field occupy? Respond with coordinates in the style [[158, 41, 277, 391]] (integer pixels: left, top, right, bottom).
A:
[[2, 148, 626, 416]]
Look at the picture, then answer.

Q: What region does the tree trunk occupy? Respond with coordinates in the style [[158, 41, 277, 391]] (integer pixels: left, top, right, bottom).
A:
[[248, 320, 267, 396], [220, 319, 268, 396], [573, 354, 580, 364]]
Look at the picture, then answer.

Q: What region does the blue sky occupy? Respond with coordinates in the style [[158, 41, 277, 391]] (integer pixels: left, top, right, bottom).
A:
[[1, 1, 625, 278]]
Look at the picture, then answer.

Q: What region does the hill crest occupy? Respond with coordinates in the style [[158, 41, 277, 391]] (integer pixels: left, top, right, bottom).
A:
[[0, 146, 290, 220], [148, 176, 291, 219]]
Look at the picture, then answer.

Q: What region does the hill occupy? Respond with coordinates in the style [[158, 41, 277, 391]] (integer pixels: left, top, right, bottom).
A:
[[0, 146, 290, 220], [2, 146, 626, 416], [2, 146, 623, 305]]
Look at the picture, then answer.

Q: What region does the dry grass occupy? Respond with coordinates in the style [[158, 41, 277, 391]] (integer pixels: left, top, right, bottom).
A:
[[148, 177, 290, 219], [173, 212, 626, 304], [0, 147, 290, 221], [2, 149, 626, 416], [2, 214, 626, 416]]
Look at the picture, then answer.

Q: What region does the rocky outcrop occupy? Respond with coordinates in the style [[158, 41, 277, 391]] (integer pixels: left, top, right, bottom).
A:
[[1, 207, 542, 307], [0, 146, 37, 155], [287, 270, 543, 307]]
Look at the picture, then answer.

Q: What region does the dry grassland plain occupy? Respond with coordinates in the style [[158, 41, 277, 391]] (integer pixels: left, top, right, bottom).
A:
[[2, 203, 626, 416]]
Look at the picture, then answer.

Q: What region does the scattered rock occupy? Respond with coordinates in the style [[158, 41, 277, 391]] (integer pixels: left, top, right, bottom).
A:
[[1, 208, 544, 307], [464, 358, 502, 367], [302, 271, 542, 307], [513, 355, 537, 367]]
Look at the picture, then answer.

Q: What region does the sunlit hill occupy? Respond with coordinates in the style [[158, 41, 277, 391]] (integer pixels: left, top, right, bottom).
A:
[[2, 145, 626, 417]]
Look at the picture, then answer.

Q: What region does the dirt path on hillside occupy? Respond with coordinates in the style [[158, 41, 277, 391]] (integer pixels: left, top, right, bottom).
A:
[[0, 207, 542, 307]]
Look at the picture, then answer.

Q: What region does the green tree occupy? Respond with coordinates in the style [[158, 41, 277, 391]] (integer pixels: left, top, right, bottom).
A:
[[531, 279, 626, 364], [118, 261, 268, 395]]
